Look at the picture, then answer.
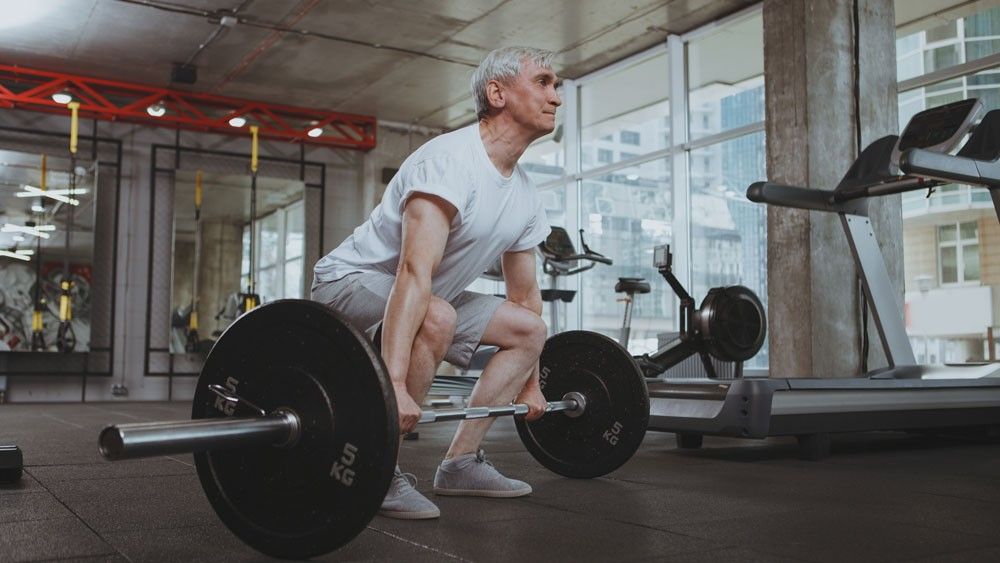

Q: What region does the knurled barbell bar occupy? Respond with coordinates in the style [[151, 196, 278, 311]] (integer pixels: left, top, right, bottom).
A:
[[97, 299, 649, 560]]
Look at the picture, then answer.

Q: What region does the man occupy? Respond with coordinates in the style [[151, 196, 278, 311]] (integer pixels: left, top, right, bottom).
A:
[[311, 46, 561, 519]]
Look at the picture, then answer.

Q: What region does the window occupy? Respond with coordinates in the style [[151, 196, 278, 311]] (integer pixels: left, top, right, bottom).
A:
[[938, 222, 980, 284], [620, 130, 640, 145], [597, 148, 613, 164], [580, 159, 673, 354], [241, 201, 305, 302], [687, 12, 764, 140], [580, 51, 670, 171]]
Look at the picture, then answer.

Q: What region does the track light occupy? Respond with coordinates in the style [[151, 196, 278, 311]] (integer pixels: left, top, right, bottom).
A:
[[146, 102, 166, 117], [228, 115, 246, 127], [307, 126, 323, 138], [0, 249, 31, 261], [1, 224, 51, 239], [51, 89, 73, 104]]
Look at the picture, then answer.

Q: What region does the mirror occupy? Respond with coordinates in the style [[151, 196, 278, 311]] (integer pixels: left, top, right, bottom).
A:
[[170, 170, 306, 354], [0, 149, 96, 353]]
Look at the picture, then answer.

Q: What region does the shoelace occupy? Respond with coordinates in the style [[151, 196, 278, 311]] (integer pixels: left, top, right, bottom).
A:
[[393, 469, 418, 488], [474, 448, 494, 467]]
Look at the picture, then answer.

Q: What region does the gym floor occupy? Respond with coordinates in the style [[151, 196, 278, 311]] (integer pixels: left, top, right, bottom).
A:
[[1, 402, 1000, 562]]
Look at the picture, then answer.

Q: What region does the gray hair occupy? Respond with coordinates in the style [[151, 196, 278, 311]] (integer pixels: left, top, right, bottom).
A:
[[471, 46, 555, 120]]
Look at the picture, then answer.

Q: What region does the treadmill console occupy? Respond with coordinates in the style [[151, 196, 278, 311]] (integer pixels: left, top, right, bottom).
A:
[[891, 98, 983, 168]]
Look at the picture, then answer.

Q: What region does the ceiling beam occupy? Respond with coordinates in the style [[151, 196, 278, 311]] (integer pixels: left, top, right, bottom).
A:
[[0, 64, 377, 150]]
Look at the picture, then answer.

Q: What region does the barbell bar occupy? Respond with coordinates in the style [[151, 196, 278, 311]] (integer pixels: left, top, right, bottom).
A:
[[96, 299, 650, 559], [99, 393, 587, 461]]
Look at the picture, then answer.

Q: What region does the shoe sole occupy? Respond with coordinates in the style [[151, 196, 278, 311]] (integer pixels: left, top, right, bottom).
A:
[[432, 487, 532, 498], [378, 508, 440, 520]]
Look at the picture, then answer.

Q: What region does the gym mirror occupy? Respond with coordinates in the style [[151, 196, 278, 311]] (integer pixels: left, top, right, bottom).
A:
[[0, 149, 96, 353], [169, 170, 305, 354]]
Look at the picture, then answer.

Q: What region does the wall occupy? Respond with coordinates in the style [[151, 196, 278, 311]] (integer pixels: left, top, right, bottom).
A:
[[0, 109, 442, 402]]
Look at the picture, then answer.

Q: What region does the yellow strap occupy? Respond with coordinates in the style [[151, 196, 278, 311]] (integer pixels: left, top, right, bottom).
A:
[[68, 101, 80, 155], [189, 311, 199, 330], [195, 170, 203, 210], [32, 310, 43, 331], [59, 280, 73, 321], [249, 125, 259, 173], [40, 154, 47, 191], [59, 294, 72, 321]]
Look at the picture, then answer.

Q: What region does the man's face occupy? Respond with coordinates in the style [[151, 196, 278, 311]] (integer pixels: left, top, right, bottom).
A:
[[501, 59, 562, 137]]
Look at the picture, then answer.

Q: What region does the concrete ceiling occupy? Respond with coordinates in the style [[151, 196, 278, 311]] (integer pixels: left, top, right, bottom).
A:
[[0, 0, 758, 129]]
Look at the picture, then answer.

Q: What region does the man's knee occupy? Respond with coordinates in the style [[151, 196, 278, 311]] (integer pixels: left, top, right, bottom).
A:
[[419, 299, 457, 353], [511, 312, 547, 356]]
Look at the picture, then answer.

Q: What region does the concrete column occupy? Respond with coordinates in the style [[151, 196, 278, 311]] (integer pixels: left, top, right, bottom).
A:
[[199, 220, 244, 339], [763, 0, 901, 378]]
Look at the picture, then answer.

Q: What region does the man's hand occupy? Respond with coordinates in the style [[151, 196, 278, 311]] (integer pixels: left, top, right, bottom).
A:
[[515, 382, 548, 422], [394, 384, 423, 434]]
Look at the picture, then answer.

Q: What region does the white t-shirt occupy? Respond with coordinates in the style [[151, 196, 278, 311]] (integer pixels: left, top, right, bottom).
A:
[[314, 123, 550, 302]]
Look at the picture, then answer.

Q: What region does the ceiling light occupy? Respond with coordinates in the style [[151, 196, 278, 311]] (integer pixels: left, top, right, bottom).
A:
[[625, 174, 639, 181], [51, 89, 73, 104], [31, 203, 45, 213], [228, 115, 246, 127], [15, 249, 33, 256], [15, 185, 79, 206], [12, 234, 25, 242], [146, 102, 166, 117], [1, 224, 50, 239], [0, 250, 30, 261], [307, 126, 323, 138]]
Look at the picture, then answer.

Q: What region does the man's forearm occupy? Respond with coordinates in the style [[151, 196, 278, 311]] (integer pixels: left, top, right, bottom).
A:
[[381, 271, 431, 387]]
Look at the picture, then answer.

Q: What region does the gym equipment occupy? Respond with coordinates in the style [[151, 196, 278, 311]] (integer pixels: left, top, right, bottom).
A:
[[238, 126, 261, 314], [185, 170, 203, 353], [98, 299, 649, 559], [57, 101, 81, 353], [646, 98, 1000, 459], [634, 244, 767, 381], [0, 444, 22, 484], [615, 276, 650, 348], [537, 226, 611, 333]]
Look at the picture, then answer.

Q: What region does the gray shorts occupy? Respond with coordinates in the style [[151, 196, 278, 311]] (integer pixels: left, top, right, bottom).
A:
[[311, 271, 504, 369]]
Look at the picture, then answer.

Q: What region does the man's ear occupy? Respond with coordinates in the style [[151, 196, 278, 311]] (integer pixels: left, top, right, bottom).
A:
[[486, 79, 505, 111]]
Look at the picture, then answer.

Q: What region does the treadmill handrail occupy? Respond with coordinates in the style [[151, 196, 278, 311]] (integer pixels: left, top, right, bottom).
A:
[[899, 147, 1000, 189], [746, 182, 869, 215]]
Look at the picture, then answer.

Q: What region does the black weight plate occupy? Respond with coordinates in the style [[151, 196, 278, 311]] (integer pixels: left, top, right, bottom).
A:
[[192, 299, 398, 559], [515, 331, 649, 479]]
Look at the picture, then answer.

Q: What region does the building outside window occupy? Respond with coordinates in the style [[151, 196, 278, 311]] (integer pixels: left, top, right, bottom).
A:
[[898, 4, 1000, 363]]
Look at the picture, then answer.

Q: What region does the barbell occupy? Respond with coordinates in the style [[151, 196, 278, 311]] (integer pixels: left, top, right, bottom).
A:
[[98, 299, 649, 559]]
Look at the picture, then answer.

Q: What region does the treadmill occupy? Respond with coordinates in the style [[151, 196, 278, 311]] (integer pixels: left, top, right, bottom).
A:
[[646, 98, 1000, 459]]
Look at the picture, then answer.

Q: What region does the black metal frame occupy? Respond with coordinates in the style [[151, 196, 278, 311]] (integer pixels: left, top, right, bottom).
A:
[[144, 143, 326, 379], [0, 123, 122, 381]]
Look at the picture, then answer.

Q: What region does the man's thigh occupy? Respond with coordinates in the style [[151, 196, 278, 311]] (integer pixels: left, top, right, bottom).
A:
[[311, 271, 394, 338], [445, 291, 505, 368]]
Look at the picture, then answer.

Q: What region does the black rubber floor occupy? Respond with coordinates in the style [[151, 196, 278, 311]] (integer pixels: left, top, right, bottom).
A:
[[2, 401, 1000, 562]]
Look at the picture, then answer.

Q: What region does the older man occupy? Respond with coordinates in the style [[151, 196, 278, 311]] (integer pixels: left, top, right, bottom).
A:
[[311, 46, 560, 519]]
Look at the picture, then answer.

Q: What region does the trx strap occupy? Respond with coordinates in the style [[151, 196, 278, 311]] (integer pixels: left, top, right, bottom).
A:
[[57, 102, 80, 353], [239, 125, 260, 314], [30, 157, 47, 351], [185, 170, 203, 353]]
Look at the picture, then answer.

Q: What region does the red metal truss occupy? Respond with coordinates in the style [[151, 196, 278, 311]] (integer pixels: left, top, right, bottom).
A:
[[0, 64, 376, 150]]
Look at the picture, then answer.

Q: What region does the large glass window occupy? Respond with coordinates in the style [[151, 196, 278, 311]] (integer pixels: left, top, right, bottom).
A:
[[579, 159, 673, 354], [688, 132, 768, 367], [687, 12, 764, 140], [897, 2, 999, 363], [580, 51, 670, 172]]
